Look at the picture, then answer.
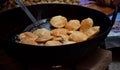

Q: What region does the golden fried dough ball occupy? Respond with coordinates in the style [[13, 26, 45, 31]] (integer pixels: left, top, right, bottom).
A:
[[84, 26, 100, 39], [80, 18, 93, 32], [18, 15, 100, 46], [19, 38, 38, 45], [51, 28, 69, 36], [19, 32, 38, 45], [33, 28, 53, 42], [63, 41, 76, 45], [69, 31, 88, 42], [45, 41, 62, 46], [52, 36, 63, 41], [33, 28, 51, 37], [50, 15, 67, 28], [68, 31, 74, 34], [35, 36, 53, 43], [65, 20, 81, 31], [19, 32, 38, 40], [60, 35, 69, 41]]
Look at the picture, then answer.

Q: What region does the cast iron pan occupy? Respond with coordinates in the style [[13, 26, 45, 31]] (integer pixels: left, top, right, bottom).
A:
[[0, 4, 118, 66]]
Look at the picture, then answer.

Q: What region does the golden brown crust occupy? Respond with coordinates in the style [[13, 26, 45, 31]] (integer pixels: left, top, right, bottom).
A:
[[50, 15, 67, 28], [33, 28, 51, 37], [52, 36, 63, 41], [80, 18, 93, 32], [19, 38, 38, 45], [65, 19, 81, 31], [19, 32, 38, 40], [51, 28, 69, 36], [84, 26, 100, 39], [18, 16, 100, 46], [35, 36, 53, 43], [69, 31, 88, 42], [45, 40, 62, 46]]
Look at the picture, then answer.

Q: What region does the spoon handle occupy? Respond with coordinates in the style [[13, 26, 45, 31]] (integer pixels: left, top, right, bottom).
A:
[[15, 0, 37, 23]]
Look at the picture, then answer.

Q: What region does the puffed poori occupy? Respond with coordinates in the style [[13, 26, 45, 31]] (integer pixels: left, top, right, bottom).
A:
[[50, 15, 67, 28], [18, 15, 100, 46], [65, 19, 81, 31]]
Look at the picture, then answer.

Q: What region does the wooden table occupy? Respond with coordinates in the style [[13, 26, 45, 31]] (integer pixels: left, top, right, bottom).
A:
[[0, 48, 112, 70], [81, 3, 115, 16]]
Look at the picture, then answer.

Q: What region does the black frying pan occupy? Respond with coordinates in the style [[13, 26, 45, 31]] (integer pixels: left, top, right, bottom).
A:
[[0, 4, 118, 66]]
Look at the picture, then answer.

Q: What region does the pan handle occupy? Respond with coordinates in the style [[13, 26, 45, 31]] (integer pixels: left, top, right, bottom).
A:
[[110, 4, 119, 27]]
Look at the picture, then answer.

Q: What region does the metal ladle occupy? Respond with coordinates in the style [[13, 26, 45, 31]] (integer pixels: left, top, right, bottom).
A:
[[15, 0, 46, 31]]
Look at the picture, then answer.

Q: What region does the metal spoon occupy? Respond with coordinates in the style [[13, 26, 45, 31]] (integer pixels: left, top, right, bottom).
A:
[[15, 0, 43, 31]]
